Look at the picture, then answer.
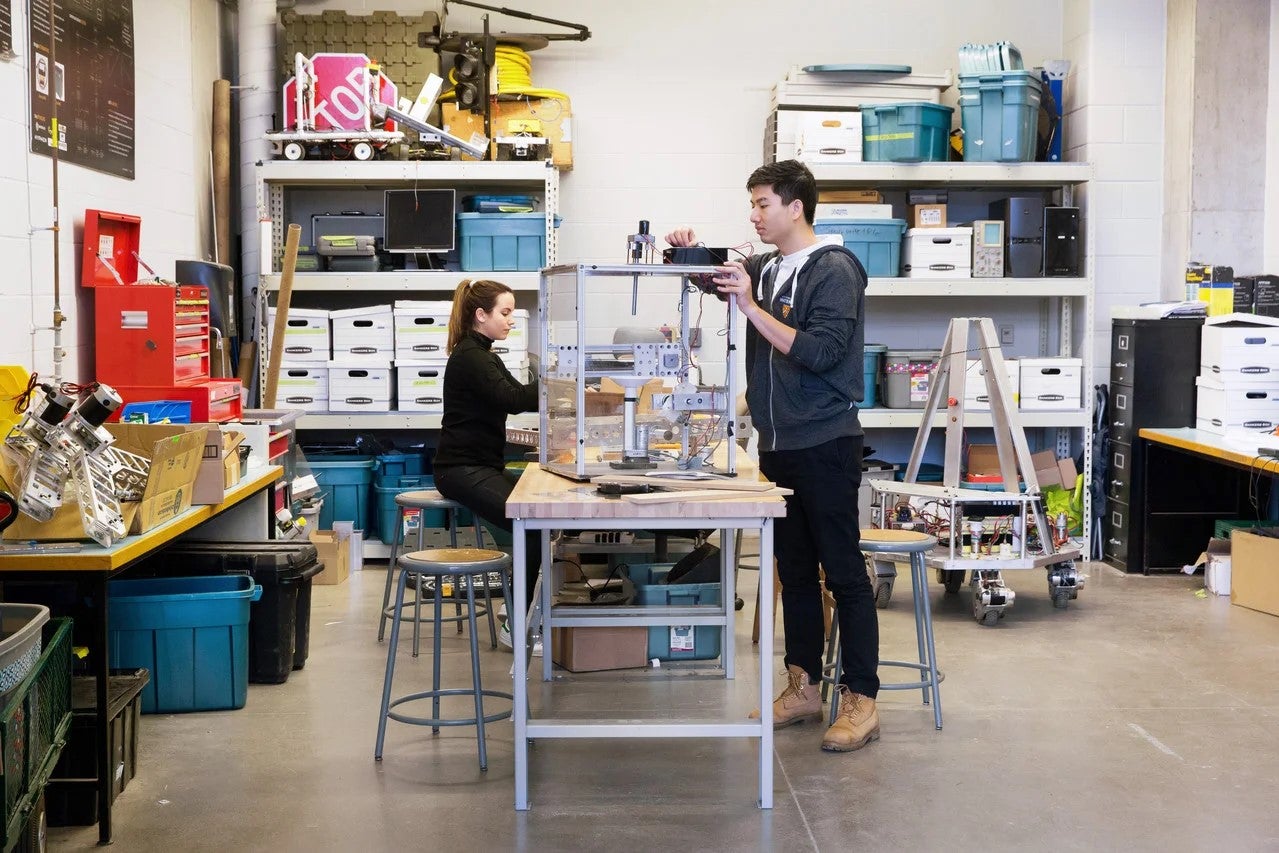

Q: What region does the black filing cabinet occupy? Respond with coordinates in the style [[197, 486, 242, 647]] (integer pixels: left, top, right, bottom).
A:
[[1105, 318, 1203, 572]]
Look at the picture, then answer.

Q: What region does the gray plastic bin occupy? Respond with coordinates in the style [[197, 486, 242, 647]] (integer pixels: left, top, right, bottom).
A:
[[884, 350, 941, 409]]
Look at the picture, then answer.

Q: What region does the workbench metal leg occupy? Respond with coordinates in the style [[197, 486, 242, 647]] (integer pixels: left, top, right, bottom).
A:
[[513, 520, 530, 811], [95, 576, 113, 844], [721, 528, 736, 680], [758, 519, 774, 809]]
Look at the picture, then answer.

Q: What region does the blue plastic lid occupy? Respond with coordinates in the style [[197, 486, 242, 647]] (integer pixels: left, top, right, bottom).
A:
[[804, 63, 912, 74]]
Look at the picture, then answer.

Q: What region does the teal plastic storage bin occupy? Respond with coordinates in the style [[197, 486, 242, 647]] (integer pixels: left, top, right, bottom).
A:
[[958, 71, 1042, 162], [859, 344, 887, 409], [375, 475, 480, 546], [813, 219, 907, 277], [374, 451, 425, 488], [458, 212, 546, 271], [625, 563, 722, 662], [307, 455, 375, 532], [108, 575, 261, 714], [861, 102, 953, 162]]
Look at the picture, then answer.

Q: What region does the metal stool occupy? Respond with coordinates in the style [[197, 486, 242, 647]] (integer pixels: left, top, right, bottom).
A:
[[822, 529, 944, 730], [377, 489, 499, 656], [375, 548, 514, 771]]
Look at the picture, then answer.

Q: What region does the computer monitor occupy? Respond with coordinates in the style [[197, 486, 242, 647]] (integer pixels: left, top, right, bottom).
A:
[[383, 189, 456, 253]]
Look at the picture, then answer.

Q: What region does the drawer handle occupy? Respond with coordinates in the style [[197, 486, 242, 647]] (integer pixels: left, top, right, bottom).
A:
[[1108, 538, 1120, 546], [1111, 479, 1123, 486], [1114, 361, 1128, 368], [1112, 420, 1125, 428]]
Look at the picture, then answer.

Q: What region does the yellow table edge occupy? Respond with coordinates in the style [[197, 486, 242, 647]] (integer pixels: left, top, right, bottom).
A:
[[1139, 428, 1279, 472], [0, 466, 283, 572]]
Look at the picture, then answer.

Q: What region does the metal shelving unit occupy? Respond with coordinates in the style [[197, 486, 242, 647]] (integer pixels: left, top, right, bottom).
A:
[[815, 161, 1095, 550], [261, 271, 541, 293], [295, 412, 540, 431]]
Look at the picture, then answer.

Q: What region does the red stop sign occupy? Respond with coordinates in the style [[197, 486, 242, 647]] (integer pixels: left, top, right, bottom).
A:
[[282, 52, 399, 132]]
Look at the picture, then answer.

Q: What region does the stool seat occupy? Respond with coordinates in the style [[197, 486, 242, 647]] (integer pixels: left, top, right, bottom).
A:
[[860, 529, 937, 553], [396, 489, 461, 510], [399, 548, 511, 576]]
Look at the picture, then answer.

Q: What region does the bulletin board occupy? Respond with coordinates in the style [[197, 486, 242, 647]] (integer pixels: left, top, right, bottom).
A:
[[29, 0, 136, 180]]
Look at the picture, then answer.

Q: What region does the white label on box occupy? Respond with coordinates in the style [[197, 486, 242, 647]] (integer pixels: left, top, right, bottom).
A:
[[670, 626, 695, 653], [918, 208, 943, 226]]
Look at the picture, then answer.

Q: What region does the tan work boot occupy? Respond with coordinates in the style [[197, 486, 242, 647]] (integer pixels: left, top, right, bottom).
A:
[[749, 664, 823, 729], [821, 686, 881, 752]]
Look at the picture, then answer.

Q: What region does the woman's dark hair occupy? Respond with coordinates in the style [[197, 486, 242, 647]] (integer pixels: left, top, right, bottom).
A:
[[446, 278, 514, 353]]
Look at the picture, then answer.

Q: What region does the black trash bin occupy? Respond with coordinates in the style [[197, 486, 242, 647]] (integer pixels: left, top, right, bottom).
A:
[[136, 542, 322, 683]]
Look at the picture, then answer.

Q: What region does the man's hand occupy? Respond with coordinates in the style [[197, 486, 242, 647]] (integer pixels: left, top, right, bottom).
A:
[[713, 261, 755, 313], [527, 352, 541, 378], [664, 227, 698, 247]]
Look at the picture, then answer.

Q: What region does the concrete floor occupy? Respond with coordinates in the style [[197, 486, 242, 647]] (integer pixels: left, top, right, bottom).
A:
[[48, 548, 1279, 852]]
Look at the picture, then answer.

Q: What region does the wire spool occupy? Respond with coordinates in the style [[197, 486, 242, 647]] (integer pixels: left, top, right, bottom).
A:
[[443, 44, 568, 102]]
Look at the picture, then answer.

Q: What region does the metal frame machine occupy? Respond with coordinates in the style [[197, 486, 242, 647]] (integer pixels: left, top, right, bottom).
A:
[[538, 262, 739, 482], [868, 317, 1085, 625]]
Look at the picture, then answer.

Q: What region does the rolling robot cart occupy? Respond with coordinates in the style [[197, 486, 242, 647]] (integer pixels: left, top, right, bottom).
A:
[[867, 318, 1084, 625]]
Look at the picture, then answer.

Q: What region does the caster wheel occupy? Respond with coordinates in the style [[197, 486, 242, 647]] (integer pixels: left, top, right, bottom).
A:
[[1052, 591, 1071, 609], [19, 793, 45, 853], [979, 610, 1000, 627], [353, 141, 374, 161], [283, 142, 305, 161], [942, 569, 965, 594], [874, 582, 892, 609]]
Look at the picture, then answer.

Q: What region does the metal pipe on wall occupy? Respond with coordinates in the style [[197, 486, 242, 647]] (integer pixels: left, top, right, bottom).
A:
[[213, 78, 232, 267]]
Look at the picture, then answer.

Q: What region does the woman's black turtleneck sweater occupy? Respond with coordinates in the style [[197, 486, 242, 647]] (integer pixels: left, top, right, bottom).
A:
[[432, 330, 537, 470]]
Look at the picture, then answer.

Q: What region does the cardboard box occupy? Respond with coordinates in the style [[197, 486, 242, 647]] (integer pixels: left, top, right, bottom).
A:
[[551, 626, 648, 673], [818, 189, 881, 203], [3, 423, 209, 540], [909, 203, 948, 228], [1196, 537, 1232, 596], [1031, 450, 1078, 490], [193, 428, 245, 505], [966, 444, 1003, 480], [1230, 529, 1279, 616], [442, 99, 573, 169], [311, 529, 351, 586]]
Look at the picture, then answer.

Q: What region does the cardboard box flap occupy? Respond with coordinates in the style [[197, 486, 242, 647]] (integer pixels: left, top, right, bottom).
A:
[[1193, 537, 1231, 569], [132, 428, 207, 503], [1204, 313, 1279, 329]]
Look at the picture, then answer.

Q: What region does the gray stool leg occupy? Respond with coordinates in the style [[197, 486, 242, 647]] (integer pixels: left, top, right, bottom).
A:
[[481, 569, 498, 649], [375, 566, 411, 760], [448, 510, 463, 634], [821, 612, 840, 705], [912, 554, 931, 706], [465, 575, 489, 771], [829, 639, 844, 727], [432, 576, 444, 735], [917, 552, 943, 730], [377, 505, 406, 642], [412, 572, 426, 658]]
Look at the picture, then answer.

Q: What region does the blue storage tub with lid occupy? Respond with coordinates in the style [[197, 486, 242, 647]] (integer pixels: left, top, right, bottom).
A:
[[861, 102, 954, 162], [108, 575, 262, 713], [860, 344, 887, 409], [306, 454, 376, 533], [958, 70, 1043, 162], [624, 563, 722, 662], [458, 212, 547, 272], [814, 219, 907, 277]]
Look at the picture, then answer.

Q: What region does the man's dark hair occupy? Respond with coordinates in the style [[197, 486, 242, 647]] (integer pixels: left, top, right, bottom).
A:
[[746, 159, 818, 226]]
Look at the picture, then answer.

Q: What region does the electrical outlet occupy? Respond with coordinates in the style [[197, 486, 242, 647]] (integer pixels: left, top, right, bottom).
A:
[[999, 324, 1014, 346]]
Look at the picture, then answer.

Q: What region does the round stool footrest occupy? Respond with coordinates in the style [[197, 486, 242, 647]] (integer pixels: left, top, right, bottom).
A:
[[382, 600, 491, 624], [821, 660, 944, 690], [387, 688, 514, 728]]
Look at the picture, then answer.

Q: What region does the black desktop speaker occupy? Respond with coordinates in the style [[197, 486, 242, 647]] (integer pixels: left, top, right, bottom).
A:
[[990, 197, 1044, 277], [1043, 206, 1081, 277]]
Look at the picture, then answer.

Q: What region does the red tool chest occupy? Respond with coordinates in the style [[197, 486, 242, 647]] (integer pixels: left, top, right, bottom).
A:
[[94, 284, 212, 386], [112, 379, 243, 423]]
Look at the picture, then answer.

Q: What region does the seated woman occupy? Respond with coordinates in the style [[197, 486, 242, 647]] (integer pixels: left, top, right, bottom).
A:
[[432, 279, 541, 648]]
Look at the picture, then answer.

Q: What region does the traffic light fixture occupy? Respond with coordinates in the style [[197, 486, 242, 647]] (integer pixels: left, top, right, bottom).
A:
[[452, 38, 492, 114]]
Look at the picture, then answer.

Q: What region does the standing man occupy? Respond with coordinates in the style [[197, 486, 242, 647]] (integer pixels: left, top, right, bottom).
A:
[[666, 159, 880, 752]]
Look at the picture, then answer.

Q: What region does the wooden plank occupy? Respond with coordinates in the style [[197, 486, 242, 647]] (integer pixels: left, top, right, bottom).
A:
[[622, 487, 790, 505], [594, 474, 777, 492]]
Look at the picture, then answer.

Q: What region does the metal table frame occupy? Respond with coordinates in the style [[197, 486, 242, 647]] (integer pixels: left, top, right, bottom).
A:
[[510, 511, 776, 810]]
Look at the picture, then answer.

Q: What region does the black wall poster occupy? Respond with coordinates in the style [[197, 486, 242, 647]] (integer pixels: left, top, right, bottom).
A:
[[1, 2, 12, 58], [29, 0, 135, 180]]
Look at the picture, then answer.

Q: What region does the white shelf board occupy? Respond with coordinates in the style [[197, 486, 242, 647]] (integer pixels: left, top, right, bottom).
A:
[[262, 271, 541, 292], [866, 277, 1090, 297], [859, 408, 1088, 429], [258, 159, 553, 185], [296, 412, 540, 430], [810, 161, 1092, 188]]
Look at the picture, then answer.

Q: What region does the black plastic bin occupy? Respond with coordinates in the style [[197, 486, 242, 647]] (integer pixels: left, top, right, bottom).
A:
[[134, 542, 323, 684], [46, 668, 150, 827]]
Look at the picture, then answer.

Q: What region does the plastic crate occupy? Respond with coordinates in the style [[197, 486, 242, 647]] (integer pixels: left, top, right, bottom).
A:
[[119, 400, 193, 424], [108, 575, 262, 714], [859, 344, 887, 409], [623, 563, 722, 662], [958, 71, 1042, 162], [375, 475, 479, 546], [306, 454, 376, 533], [46, 668, 150, 827], [1215, 519, 1272, 539], [813, 219, 907, 277], [860, 102, 953, 162], [0, 604, 50, 702], [0, 618, 72, 850], [458, 212, 546, 271], [374, 451, 426, 488], [463, 194, 536, 213]]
